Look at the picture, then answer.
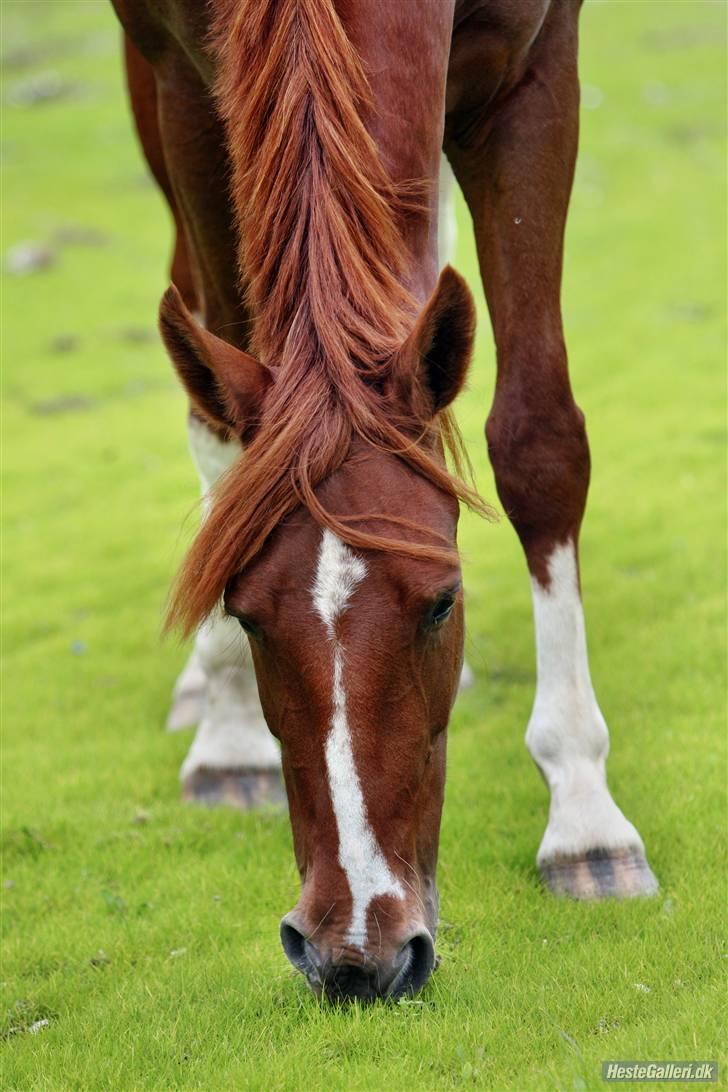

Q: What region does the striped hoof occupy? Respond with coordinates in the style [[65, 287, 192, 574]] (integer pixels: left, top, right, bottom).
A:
[[540, 848, 658, 900], [181, 767, 286, 810]]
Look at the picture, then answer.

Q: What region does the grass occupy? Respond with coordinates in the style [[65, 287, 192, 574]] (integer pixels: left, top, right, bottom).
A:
[[1, 1, 725, 1089]]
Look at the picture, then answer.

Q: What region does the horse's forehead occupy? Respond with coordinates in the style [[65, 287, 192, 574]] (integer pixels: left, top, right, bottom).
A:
[[226, 450, 459, 614], [319, 448, 461, 534]]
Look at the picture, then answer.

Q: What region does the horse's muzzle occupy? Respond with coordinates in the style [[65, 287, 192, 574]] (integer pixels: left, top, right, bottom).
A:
[[280, 913, 436, 1002]]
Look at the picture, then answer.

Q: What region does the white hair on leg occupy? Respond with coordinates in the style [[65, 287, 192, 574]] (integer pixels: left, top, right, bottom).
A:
[[180, 612, 280, 776], [526, 541, 645, 864], [438, 154, 458, 268], [171, 414, 279, 776]]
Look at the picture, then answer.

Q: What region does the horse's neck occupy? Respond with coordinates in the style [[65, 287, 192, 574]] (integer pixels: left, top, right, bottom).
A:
[[208, 0, 450, 349], [338, 2, 453, 303]]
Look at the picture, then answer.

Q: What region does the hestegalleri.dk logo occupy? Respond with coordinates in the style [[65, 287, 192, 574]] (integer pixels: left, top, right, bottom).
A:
[[602, 1061, 718, 1083]]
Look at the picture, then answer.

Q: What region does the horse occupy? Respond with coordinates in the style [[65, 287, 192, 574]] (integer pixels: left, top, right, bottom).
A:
[[111, 0, 657, 1002]]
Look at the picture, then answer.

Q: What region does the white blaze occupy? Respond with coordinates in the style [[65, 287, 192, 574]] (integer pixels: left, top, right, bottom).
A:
[[312, 530, 404, 946]]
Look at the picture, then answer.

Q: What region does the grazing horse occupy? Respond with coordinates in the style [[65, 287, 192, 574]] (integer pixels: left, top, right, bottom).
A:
[[112, 0, 657, 1001]]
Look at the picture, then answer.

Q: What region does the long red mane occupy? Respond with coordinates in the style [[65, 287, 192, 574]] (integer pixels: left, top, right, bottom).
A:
[[167, 0, 491, 635]]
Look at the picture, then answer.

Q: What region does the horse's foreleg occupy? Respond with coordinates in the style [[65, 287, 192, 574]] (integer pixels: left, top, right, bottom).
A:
[[141, 61, 282, 807], [165, 411, 241, 734], [173, 414, 284, 808], [123, 42, 206, 732], [446, 6, 656, 898], [122, 35, 198, 311]]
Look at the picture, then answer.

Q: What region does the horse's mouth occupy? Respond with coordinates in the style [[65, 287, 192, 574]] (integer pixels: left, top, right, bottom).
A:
[[281, 915, 435, 1003]]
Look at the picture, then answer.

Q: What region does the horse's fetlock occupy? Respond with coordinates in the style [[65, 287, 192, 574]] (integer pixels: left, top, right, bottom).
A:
[[526, 695, 610, 781]]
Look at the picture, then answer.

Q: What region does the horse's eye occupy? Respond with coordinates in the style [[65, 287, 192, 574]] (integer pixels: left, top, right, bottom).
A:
[[236, 615, 259, 638], [429, 595, 455, 628]]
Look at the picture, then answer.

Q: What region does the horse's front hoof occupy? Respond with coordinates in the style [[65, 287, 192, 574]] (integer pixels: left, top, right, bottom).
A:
[[540, 847, 658, 900], [181, 766, 286, 810]]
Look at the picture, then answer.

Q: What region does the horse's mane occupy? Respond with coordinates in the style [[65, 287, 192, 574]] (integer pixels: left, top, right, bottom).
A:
[[167, 0, 491, 635]]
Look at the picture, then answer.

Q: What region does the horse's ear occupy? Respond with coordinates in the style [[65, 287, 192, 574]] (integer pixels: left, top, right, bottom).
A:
[[158, 285, 269, 440], [400, 265, 476, 416]]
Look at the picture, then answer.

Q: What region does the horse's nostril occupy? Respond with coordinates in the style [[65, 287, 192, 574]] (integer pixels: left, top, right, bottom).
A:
[[280, 917, 315, 976], [389, 930, 436, 999]]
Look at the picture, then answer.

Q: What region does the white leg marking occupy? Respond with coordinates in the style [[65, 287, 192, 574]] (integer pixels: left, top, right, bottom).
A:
[[313, 531, 404, 947], [438, 155, 458, 268], [458, 660, 475, 692], [180, 613, 280, 777], [188, 412, 241, 506], [526, 541, 644, 864], [166, 645, 207, 731], [174, 415, 280, 773]]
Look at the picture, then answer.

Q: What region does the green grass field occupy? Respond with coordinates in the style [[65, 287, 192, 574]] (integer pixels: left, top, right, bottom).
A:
[[1, 2, 726, 1089]]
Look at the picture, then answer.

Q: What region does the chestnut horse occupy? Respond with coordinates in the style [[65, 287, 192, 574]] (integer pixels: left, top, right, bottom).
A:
[[112, 0, 657, 1001]]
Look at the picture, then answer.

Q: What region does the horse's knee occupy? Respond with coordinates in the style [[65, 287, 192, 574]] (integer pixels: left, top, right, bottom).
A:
[[485, 376, 590, 551]]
